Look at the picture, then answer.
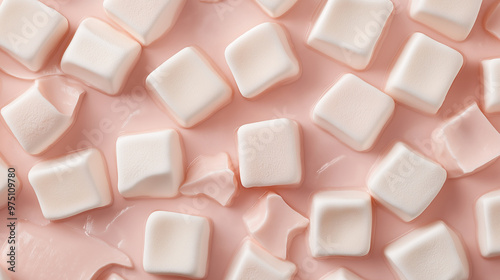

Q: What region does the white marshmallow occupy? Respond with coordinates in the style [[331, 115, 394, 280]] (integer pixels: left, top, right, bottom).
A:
[[225, 22, 299, 98], [61, 18, 141, 95], [367, 142, 447, 222], [309, 190, 372, 257], [320, 268, 364, 280], [476, 189, 500, 258], [225, 239, 296, 280], [243, 192, 309, 259], [1, 77, 85, 155], [385, 33, 463, 114], [312, 74, 394, 151], [432, 103, 500, 177], [409, 0, 482, 41], [307, 0, 393, 70], [103, 0, 186, 46], [146, 47, 232, 128], [385, 221, 469, 280], [486, 2, 500, 40], [0, 156, 10, 210], [28, 148, 112, 220], [482, 58, 500, 113], [106, 273, 125, 280], [0, 0, 68, 71], [254, 0, 298, 18], [237, 118, 302, 188], [116, 129, 184, 198], [143, 211, 211, 278]]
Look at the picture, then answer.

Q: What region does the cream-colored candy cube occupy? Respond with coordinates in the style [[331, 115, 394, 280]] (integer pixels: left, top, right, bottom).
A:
[[476, 189, 500, 258], [320, 268, 364, 280], [254, 0, 298, 18], [482, 58, 500, 113]]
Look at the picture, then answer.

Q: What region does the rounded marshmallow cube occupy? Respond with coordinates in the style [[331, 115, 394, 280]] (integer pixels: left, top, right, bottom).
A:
[[106, 273, 125, 280], [486, 2, 500, 40], [482, 58, 500, 113], [146, 47, 232, 128], [476, 189, 500, 258], [254, 0, 298, 18], [61, 18, 141, 95], [116, 129, 184, 198], [320, 268, 364, 280]]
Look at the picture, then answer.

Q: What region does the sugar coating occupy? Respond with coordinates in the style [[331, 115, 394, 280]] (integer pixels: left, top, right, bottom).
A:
[[61, 18, 141, 95], [225, 22, 300, 98], [307, 0, 393, 70], [116, 129, 184, 198], [180, 152, 237, 206], [243, 192, 309, 259], [143, 211, 211, 278], [367, 142, 447, 222], [320, 268, 364, 280], [0, 0, 68, 71], [312, 73, 394, 151], [28, 148, 112, 220], [0, 156, 10, 210], [237, 118, 302, 188], [385, 32, 463, 114], [432, 103, 500, 177], [409, 0, 482, 41], [254, 0, 298, 18], [385, 221, 469, 280], [482, 58, 500, 113], [476, 189, 500, 258], [104, 0, 186, 46], [309, 190, 372, 257], [146, 46, 232, 128], [1, 77, 84, 155], [225, 239, 296, 280]]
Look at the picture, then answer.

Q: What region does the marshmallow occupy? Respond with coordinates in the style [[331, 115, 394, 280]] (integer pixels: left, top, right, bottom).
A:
[[486, 2, 500, 40], [367, 142, 447, 222], [254, 0, 298, 18], [0, 156, 10, 209], [309, 190, 372, 257], [146, 47, 232, 128], [1, 77, 85, 155], [116, 129, 184, 198], [225, 22, 300, 98], [0, 0, 68, 71], [237, 118, 302, 188], [432, 103, 500, 177], [482, 58, 500, 113], [476, 189, 500, 258], [385, 33, 463, 114], [243, 192, 309, 259], [61, 18, 141, 95], [143, 211, 211, 278], [103, 0, 186, 46], [28, 148, 111, 220], [225, 239, 296, 280], [312, 74, 394, 151], [320, 268, 364, 280], [409, 0, 482, 41], [106, 274, 125, 280], [307, 0, 393, 70], [180, 152, 237, 206], [385, 221, 469, 280]]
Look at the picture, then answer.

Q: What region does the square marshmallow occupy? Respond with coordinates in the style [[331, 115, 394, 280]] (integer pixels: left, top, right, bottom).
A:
[[225, 239, 296, 280], [146, 47, 232, 128], [486, 2, 500, 40], [1, 77, 85, 155], [482, 58, 500, 113], [143, 211, 211, 278], [320, 268, 364, 280], [104, 0, 186, 46], [254, 0, 298, 18], [307, 0, 393, 70], [368, 142, 447, 222], [385, 33, 463, 114], [28, 148, 112, 220], [312, 74, 394, 151], [225, 22, 300, 98], [0, 0, 68, 71], [476, 189, 500, 258], [432, 103, 500, 177], [309, 190, 372, 257], [243, 192, 309, 259], [385, 221, 469, 280], [116, 129, 184, 198], [61, 18, 141, 95], [237, 118, 302, 188], [105, 273, 125, 280], [410, 0, 482, 41]]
